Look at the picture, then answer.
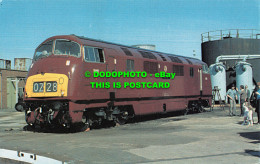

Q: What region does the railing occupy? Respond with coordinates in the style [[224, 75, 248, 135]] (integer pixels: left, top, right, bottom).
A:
[[201, 29, 260, 43]]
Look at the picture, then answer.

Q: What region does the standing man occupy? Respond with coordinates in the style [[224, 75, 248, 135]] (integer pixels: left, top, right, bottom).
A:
[[245, 85, 250, 102], [255, 82, 260, 124], [236, 85, 246, 116], [227, 84, 237, 116]]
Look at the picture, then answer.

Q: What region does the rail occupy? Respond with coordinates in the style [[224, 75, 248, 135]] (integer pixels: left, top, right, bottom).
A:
[[201, 29, 260, 43]]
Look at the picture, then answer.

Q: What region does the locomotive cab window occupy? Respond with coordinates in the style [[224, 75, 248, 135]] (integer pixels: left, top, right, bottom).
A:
[[54, 40, 80, 57], [34, 40, 53, 61], [84, 46, 105, 63]]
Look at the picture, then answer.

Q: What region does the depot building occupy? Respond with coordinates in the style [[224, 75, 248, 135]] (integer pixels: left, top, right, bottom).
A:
[[0, 58, 32, 109]]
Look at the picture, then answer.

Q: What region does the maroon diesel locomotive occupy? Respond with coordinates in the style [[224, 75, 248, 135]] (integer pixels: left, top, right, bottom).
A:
[[21, 35, 212, 131]]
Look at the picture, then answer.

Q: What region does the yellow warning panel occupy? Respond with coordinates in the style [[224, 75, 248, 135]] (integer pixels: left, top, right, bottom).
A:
[[25, 73, 68, 97]]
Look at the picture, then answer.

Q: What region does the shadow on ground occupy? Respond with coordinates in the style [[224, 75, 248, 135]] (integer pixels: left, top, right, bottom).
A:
[[129, 110, 187, 123], [244, 149, 260, 158], [238, 131, 260, 144]]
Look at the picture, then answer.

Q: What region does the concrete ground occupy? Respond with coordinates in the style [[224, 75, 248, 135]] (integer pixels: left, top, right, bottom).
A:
[[0, 106, 259, 164]]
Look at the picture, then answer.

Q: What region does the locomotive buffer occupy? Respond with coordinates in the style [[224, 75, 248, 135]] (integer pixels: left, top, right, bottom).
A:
[[211, 86, 225, 111]]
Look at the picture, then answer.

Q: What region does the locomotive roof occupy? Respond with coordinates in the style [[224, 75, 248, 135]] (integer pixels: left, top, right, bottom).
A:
[[46, 35, 205, 65]]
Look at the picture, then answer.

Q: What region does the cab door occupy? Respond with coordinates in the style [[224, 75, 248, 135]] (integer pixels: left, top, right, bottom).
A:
[[103, 48, 118, 100]]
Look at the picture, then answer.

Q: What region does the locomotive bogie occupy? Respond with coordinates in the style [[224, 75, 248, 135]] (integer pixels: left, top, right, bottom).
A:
[[25, 101, 70, 127]]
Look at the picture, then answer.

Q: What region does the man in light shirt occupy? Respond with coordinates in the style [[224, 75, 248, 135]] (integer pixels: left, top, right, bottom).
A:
[[227, 84, 237, 116]]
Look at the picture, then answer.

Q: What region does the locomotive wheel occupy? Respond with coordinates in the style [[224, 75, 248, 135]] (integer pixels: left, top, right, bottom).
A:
[[198, 106, 204, 113], [197, 104, 205, 113], [182, 107, 190, 116], [70, 122, 90, 132], [23, 124, 35, 131], [70, 116, 90, 132], [116, 116, 127, 125], [115, 114, 128, 125], [80, 116, 91, 132], [79, 122, 90, 132], [183, 108, 189, 115]]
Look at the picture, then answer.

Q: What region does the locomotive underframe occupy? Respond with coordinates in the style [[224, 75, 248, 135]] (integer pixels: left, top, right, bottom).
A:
[[23, 97, 210, 131], [24, 100, 135, 130]]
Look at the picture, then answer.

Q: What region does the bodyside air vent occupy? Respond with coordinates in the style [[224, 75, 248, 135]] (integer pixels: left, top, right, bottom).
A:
[[172, 65, 184, 76], [139, 51, 157, 60], [144, 61, 158, 74], [168, 56, 183, 63], [185, 58, 193, 65], [121, 47, 133, 56], [158, 54, 167, 61]]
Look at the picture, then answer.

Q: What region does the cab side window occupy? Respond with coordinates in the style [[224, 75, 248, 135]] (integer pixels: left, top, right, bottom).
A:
[[84, 46, 105, 63], [126, 59, 134, 72], [190, 67, 194, 77]]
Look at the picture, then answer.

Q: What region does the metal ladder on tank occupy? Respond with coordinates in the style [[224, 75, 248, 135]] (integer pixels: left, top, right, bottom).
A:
[[211, 86, 225, 111]]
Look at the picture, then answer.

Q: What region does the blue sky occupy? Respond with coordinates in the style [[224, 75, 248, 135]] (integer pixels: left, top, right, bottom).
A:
[[0, 0, 259, 65]]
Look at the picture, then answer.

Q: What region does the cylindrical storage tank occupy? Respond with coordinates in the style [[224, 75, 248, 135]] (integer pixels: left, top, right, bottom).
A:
[[132, 44, 156, 51], [209, 63, 226, 101], [201, 29, 260, 89], [235, 61, 254, 97]]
